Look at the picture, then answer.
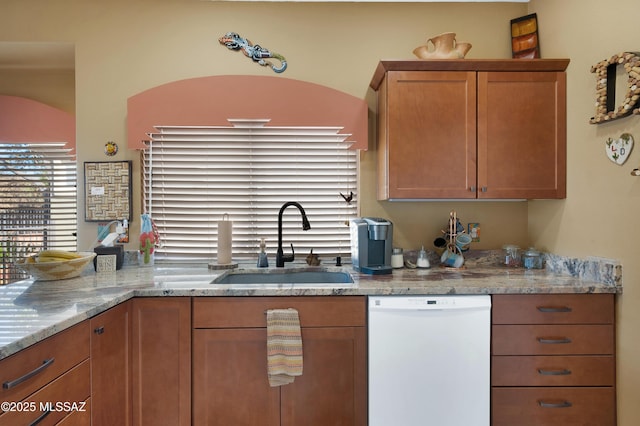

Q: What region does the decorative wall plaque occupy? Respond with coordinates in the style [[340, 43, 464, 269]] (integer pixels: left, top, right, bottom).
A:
[[605, 133, 634, 165], [511, 13, 540, 59], [84, 161, 132, 221], [590, 52, 640, 124]]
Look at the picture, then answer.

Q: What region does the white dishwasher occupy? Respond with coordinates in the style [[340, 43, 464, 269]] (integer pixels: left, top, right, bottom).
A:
[[368, 295, 491, 426]]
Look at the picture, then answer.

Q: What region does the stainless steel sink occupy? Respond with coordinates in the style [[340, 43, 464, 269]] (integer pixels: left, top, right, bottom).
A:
[[212, 268, 354, 285]]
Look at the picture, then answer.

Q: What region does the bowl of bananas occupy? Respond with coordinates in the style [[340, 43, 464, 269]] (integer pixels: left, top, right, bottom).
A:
[[16, 250, 97, 281]]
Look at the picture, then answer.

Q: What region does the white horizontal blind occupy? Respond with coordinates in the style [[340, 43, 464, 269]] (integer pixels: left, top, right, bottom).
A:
[[0, 143, 77, 284], [142, 119, 358, 261]]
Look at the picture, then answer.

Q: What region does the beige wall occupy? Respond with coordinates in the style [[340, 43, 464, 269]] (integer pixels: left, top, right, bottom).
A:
[[0, 0, 529, 252], [3, 0, 638, 423], [0, 69, 74, 113], [529, 0, 640, 423]]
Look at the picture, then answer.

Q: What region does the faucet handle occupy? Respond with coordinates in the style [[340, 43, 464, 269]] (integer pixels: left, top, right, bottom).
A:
[[282, 243, 295, 263]]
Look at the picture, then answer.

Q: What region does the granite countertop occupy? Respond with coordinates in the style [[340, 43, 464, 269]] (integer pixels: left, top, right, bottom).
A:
[[0, 251, 622, 361]]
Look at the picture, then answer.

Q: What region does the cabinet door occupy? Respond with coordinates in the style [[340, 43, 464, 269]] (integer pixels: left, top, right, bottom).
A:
[[381, 71, 477, 199], [281, 327, 367, 426], [477, 71, 566, 199], [131, 298, 191, 426], [90, 301, 131, 426], [192, 328, 280, 426]]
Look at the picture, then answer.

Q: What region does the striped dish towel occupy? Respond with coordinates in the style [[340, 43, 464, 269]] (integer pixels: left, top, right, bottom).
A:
[[266, 308, 303, 387]]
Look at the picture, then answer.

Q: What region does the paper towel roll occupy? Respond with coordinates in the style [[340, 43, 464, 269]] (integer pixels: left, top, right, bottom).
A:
[[217, 215, 232, 264]]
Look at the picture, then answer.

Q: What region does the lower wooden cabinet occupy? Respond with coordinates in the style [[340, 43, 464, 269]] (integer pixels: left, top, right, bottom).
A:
[[491, 294, 616, 426], [1, 293, 618, 426], [131, 297, 191, 426], [0, 360, 91, 426], [90, 301, 131, 426], [192, 296, 367, 426], [492, 387, 615, 426], [57, 397, 91, 425], [193, 328, 280, 426], [280, 326, 366, 426], [0, 321, 90, 426]]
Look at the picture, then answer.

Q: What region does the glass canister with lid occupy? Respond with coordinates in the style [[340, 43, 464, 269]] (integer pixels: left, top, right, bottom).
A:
[[502, 244, 521, 267], [522, 247, 543, 269]]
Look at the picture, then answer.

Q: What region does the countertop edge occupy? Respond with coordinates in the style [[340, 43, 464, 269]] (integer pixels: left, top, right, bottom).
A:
[[0, 257, 620, 361]]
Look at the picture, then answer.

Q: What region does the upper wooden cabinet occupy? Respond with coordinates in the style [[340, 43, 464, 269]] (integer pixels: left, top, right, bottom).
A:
[[371, 59, 569, 200]]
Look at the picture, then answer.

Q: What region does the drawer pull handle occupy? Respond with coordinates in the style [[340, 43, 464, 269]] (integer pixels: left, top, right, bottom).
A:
[[2, 358, 55, 390], [29, 409, 51, 426], [538, 368, 572, 376], [538, 400, 573, 409], [537, 306, 572, 313], [94, 326, 105, 335], [537, 337, 572, 344]]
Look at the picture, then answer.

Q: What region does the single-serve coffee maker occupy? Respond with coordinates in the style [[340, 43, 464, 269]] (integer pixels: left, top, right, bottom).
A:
[[350, 217, 393, 274]]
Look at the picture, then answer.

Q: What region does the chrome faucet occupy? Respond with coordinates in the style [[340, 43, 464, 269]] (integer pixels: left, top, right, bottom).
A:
[[276, 201, 311, 267]]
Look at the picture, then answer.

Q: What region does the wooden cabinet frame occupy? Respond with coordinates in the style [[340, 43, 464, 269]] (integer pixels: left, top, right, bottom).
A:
[[371, 59, 569, 200]]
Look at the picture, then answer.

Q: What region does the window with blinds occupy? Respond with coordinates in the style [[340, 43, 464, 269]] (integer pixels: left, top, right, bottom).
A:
[[142, 119, 358, 261], [0, 143, 77, 284]]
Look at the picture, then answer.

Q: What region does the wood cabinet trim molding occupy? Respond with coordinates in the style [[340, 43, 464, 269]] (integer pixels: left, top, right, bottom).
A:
[[370, 59, 570, 90]]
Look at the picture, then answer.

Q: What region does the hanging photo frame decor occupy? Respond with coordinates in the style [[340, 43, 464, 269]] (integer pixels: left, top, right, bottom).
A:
[[84, 161, 132, 221]]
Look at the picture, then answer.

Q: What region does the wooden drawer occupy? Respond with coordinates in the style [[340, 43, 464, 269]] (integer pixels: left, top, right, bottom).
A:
[[492, 355, 615, 386], [193, 296, 366, 328], [492, 387, 616, 426], [492, 324, 614, 355], [492, 294, 614, 324], [0, 321, 90, 407], [56, 397, 91, 425], [0, 359, 91, 426]]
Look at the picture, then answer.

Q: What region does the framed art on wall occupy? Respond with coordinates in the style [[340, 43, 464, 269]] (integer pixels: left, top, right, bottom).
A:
[[84, 161, 132, 222]]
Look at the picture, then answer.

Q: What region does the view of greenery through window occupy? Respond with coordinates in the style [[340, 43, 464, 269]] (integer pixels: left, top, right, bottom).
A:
[[0, 143, 77, 284]]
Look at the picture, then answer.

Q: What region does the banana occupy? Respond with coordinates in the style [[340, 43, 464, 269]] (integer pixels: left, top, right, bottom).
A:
[[36, 250, 83, 262]]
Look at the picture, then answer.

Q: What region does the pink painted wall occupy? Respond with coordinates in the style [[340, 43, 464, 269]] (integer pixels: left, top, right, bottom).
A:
[[127, 75, 368, 150], [0, 95, 75, 153]]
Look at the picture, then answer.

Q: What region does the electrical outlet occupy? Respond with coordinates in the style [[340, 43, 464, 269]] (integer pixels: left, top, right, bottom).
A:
[[116, 220, 129, 244], [468, 223, 480, 242]]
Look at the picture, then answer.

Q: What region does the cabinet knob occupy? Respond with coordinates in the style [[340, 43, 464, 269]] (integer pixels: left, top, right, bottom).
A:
[[470, 186, 476, 192], [94, 326, 105, 335], [481, 186, 488, 193]]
